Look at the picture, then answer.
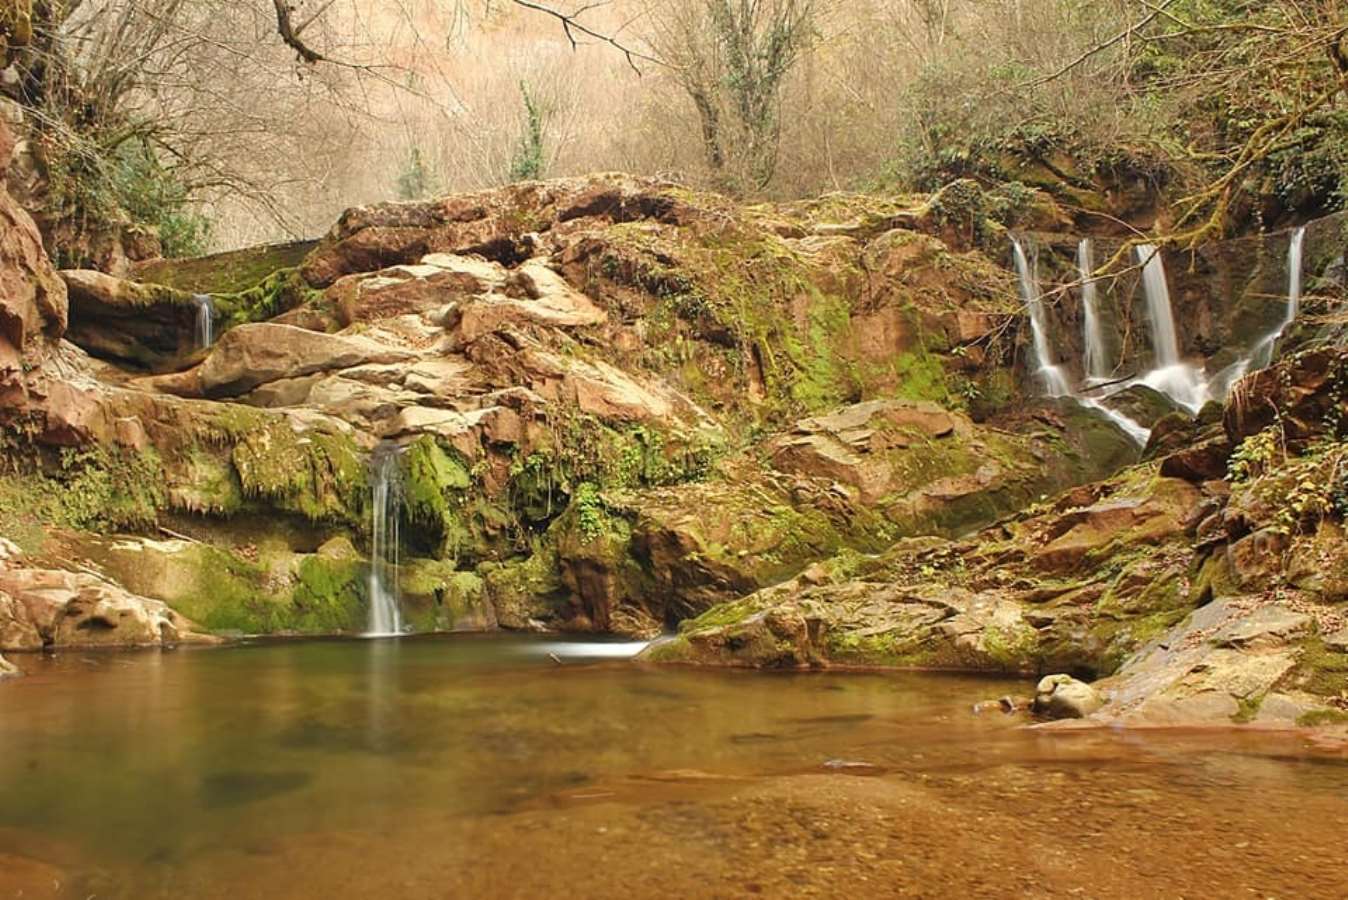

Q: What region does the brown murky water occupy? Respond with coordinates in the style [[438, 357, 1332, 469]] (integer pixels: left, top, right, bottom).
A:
[[1, 635, 1346, 898]]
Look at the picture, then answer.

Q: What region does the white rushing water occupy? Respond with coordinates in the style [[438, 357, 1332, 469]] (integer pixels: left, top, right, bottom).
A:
[[1134, 244, 1211, 414], [1012, 238, 1072, 398], [1012, 237, 1149, 445], [1078, 239, 1110, 382], [192, 294, 215, 349], [1209, 226, 1309, 396], [366, 443, 404, 637]]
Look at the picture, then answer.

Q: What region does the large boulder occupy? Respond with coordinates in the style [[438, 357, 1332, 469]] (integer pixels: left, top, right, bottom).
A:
[[60, 268, 202, 369], [0, 563, 218, 650], [198, 322, 417, 397]]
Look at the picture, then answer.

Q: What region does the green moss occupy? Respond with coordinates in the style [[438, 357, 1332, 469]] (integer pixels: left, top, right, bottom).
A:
[[0, 446, 168, 537], [400, 436, 472, 558], [1296, 637, 1348, 698], [135, 240, 316, 294], [681, 595, 769, 632], [181, 547, 274, 634], [230, 423, 365, 524], [1232, 693, 1265, 724], [981, 620, 1039, 671], [288, 554, 365, 633], [825, 630, 939, 668], [215, 268, 319, 329], [1296, 709, 1348, 727], [890, 349, 953, 406], [482, 545, 567, 627]]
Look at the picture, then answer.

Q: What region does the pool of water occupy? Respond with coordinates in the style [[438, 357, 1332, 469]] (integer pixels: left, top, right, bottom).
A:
[[2, 635, 1347, 898]]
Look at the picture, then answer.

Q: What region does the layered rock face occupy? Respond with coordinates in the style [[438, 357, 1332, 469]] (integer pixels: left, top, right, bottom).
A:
[[646, 345, 1348, 728], [1, 171, 1144, 647], [10, 157, 1347, 735]]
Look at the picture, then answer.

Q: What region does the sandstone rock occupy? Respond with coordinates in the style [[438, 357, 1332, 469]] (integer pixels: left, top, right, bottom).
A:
[[199, 323, 416, 397], [1032, 674, 1103, 719], [0, 117, 66, 407], [1158, 436, 1232, 482], [1325, 628, 1348, 653], [60, 269, 203, 369], [0, 587, 42, 649], [0, 565, 218, 650], [1106, 384, 1184, 429], [1032, 481, 1198, 572], [1225, 348, 1348, 446], [1087, 599, 1308, 726]]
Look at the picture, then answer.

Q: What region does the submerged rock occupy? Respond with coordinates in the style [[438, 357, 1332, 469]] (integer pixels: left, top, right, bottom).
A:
[[1032, 674, 1103, 719]]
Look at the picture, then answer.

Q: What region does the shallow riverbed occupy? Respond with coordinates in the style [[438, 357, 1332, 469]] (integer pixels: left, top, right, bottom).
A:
[[1, 635, 1347, 898]]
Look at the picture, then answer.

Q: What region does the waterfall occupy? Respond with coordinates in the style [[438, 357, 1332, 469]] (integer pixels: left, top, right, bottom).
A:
[[192, 294, 215, 349], [1134, 244, 1210, 413], [1249, 225, 1306, 370], [1011, 238, 1071, 398], [1078, 239, 1109, 382], [1012, 237, 1148, 445], [1210, 225, 1308, 395], [366, 443, 404, 637]]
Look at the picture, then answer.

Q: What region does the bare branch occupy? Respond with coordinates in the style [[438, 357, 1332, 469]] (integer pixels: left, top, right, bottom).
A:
[[510, 0, 665, 75], [272, 0, 327, 64]]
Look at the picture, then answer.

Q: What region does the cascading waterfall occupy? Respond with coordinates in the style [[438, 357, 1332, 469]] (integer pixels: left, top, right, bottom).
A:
[[192, 294, 215, 349], [1077, 239, 1110, 382], [1250, 225, 1306, 370], [1011, 238, 1071, 398], [366, 443, 404, 637], [1209, 226, 1308, 397], [1012, 237, 1149, 445], [1135, 244, 1210, 413]]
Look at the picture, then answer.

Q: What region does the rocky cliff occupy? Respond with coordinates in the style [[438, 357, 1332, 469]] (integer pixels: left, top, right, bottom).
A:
[[2, 132, 1346, 730]]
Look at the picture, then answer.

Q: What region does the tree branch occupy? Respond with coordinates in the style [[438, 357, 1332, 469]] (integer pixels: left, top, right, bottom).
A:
[[272, 0, 327, 64], [509, 0, 665, 74]]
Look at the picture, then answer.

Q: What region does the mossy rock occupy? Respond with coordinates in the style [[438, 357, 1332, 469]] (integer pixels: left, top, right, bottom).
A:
[[135, 241, 317, 294]]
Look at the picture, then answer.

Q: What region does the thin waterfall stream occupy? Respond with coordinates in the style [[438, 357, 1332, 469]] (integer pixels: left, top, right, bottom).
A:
[[192, 294, 215, 349], [1011, 237, 1072, 398], [367, 442, 404, 637], [1078, 238, 1110, 382], [1210, 226, 1309, 395]]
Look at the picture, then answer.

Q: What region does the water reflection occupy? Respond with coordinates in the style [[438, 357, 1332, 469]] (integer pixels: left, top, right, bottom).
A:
[[1, 637, 1346, 898]]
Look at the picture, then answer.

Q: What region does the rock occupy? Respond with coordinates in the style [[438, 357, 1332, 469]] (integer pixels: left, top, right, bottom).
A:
[[1158, 436, 1233, 482], [1032, 674, 1103, 719], [198, 323, 416, 397], [61, 269, 208, 370], [1225, 348, 1348, 447], [0, 587, 42, 649], [0, 117, 66, 407], [1105, 384, 1184, 429], [0, 650, 17, 678], [0, 564, 218, 650], [1325, 628, 1348, 653], [1087, 599, 1309, 726], [1226, 527, 1292, 589]]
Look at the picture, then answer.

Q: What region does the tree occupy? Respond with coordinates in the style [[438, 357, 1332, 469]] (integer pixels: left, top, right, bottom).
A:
[[507, 81, 546, 182], [644, 0, 819, 194]]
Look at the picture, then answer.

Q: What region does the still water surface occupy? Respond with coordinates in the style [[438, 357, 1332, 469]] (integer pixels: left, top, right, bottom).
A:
[[2, 635, 1347, 898]]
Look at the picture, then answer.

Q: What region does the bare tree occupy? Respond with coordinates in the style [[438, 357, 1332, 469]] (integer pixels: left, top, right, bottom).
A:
[[643, 0, 819, 194]]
